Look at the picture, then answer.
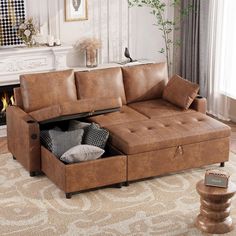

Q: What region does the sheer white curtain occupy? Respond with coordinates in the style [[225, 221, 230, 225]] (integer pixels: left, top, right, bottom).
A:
[[207, 0, 236, 120]]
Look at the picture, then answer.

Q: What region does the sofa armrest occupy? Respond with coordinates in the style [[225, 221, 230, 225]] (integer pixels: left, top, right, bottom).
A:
[[6, 106, 41, 174], [190, 96, 207, 114]]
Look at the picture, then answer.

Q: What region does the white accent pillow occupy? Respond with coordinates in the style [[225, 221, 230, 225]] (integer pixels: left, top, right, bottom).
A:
[[60, 145, 104, 164]]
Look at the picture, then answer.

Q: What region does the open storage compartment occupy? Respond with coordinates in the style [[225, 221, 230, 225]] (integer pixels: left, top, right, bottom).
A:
[[41, 144, 127, 198]]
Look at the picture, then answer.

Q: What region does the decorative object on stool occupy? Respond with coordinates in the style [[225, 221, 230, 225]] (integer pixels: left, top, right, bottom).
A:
[[75, 38, 101, 68], [205, 169, 230, 188], [196, 180, 236, 234], [18, 18, 38, 47]]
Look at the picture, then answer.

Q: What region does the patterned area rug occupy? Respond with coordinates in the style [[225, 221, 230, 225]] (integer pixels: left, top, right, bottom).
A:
[[0, 153, 236, 236]]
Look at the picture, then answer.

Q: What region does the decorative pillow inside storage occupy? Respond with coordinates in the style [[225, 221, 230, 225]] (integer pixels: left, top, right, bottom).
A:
[[40, 129, 84, 158], [162, 75, 199, 109], [68, 120, 90, 131], [60, 145, 104, 164], [83, 123, 109, 149], [40, 127, 61, 152]]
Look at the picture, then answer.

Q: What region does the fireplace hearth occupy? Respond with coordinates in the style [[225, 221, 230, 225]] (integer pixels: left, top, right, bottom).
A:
[[0, 84, 19, 126]]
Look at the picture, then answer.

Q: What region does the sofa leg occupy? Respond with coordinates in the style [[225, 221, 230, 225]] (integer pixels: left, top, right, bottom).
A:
[[13, 156, 16, 160], [66, 193, 72, 199], [220, 162, 225, 167], [29, 171, 36, 177], [124, 181, 129, 187], [114, 183, 123, 188]]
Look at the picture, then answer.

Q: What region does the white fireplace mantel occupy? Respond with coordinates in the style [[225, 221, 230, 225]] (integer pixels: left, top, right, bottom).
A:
[[0, 45, 72, 86]]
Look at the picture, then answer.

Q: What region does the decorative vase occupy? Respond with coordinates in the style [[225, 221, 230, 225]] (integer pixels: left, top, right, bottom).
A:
[[86, 49, 98, 68], [25, 39, 34, 47]]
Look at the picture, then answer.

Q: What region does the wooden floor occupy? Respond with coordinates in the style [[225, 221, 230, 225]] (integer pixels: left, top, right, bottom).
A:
[[1, 120, 236, 155]]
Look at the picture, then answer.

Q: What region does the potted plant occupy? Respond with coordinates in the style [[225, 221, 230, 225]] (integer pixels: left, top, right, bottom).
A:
[[18, 18, 38, 47], [128, 0, 192, 76]]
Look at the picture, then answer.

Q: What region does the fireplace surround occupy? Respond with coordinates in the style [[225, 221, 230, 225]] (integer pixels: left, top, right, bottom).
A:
[[0, 45, 72, 137]]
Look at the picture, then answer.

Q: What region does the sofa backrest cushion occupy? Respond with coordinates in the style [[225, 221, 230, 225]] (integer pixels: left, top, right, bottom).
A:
[[122, 63, 168, 104], [75, 67, 127, 104], [20, 69, 77, 112]]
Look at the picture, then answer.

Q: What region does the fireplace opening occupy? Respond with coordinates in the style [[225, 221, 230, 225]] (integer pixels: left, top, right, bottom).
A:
[[0, 84, 20, 126]]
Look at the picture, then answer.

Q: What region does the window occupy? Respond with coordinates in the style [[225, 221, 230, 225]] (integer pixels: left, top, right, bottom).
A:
[[218, 0, 236, 99]]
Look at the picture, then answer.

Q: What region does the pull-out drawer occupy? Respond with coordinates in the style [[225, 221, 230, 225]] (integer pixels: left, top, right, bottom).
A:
[[128, 137, 230, 181], [41, 146, 127, 198]]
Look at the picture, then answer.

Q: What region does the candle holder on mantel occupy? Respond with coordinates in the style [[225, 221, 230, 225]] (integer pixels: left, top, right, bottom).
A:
[[75, 38, 101, 68]]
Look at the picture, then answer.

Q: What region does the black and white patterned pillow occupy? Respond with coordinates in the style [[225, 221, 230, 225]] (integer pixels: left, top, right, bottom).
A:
[[83, 123, 109, 149]]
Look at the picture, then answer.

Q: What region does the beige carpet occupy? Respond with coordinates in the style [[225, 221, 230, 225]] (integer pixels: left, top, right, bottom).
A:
[[0, 153, 236, 236]]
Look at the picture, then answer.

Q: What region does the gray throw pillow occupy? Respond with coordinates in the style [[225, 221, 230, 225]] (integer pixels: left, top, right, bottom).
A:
[[83, 123, 109, 149], [60, 144, 104, 164], [68, 120, 90, 131], [46, 129, 84, 157], [40, 126, 61, 152]]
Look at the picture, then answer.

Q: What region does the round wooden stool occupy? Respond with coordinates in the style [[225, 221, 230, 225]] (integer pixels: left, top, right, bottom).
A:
[[196, 180, 236, 234]]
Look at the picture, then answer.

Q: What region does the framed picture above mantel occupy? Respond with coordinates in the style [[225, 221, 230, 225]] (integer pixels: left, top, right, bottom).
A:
[[65, 0, 88, 22]]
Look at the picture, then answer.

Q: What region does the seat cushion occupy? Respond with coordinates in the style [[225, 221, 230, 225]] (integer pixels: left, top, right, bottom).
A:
[[106, 113, 231, 155], [75, 67, 127, 104], [88, 106, 148, 127], [29, 97, 122, 122], [20, 69, 77, 113], [122, 63, 168, 103], [163, 75, 199, 109], [129, 99, 196, 119]]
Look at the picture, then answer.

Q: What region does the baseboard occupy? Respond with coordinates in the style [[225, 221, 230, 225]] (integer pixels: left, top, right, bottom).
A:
[[0, 125, 7, 138]]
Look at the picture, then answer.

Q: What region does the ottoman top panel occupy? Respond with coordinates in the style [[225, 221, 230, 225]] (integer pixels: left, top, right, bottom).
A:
[[106, 113, 231, 155]]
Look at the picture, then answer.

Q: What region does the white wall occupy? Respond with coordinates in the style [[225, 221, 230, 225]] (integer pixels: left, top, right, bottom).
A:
[[129, 3, 174, 63], [26, 0, 173, 67], [229, 99, 236, 122]]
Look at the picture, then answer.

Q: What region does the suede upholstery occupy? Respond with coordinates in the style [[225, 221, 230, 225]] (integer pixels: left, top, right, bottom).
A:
[[20, 69, 77, 112], [7, 63, 231, 197], [75, 67, 127, 104], [88, 105, 148, 127], [122, 63, 168, 103], [129, 99, 195, 119], [106, 113, 230, 155], [163, 74, 199, 109], [29, 97, 122, 122]]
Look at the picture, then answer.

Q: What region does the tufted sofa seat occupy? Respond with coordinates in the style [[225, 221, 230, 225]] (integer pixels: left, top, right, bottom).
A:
[[106, 112, 230, 155]]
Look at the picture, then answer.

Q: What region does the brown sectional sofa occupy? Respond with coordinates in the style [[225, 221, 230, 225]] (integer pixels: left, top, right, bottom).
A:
[[6, 63, 231, 198]]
